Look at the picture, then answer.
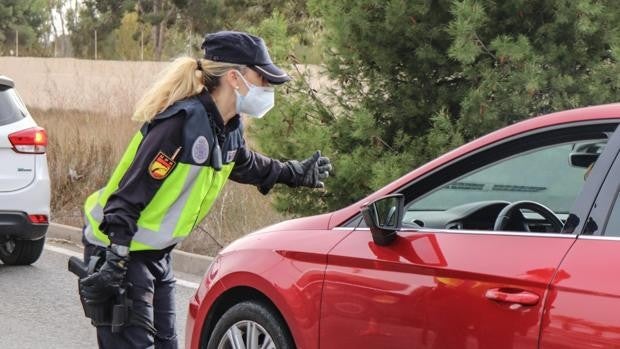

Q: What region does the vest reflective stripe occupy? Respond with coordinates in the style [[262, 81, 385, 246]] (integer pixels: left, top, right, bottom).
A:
[[84, 201, 186, 250], [83, 163, 234, 250], [138, 163, 193, 232], [84, 190, 109, 246]]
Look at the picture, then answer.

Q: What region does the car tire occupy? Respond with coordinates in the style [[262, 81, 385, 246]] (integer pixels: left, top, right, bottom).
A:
[[0, 237, 45, 265], [206, 301, 295, 349]]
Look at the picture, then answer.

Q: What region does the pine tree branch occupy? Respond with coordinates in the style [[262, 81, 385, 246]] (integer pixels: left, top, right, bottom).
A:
[[292, 63, 337, 121], [373, 135, 394, 152], [474, 32, 497, 61]]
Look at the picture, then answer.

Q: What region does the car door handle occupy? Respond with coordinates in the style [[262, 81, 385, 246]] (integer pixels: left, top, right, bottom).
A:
[[485, 288, 540, 306]]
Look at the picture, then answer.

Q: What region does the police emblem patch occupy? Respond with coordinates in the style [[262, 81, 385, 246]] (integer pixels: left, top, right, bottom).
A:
[[192, 136, 210, 164], [149, 151, 176, 180]]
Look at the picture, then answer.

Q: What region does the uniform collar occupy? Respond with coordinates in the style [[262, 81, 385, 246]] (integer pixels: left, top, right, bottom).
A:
[[196, 89, 241, 133]]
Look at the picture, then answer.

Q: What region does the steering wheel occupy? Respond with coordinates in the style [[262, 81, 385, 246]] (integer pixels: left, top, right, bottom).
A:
[[493, 201, 563, 232]]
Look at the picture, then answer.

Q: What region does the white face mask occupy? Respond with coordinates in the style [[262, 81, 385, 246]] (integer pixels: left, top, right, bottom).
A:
[[234, 71, 275, 118]]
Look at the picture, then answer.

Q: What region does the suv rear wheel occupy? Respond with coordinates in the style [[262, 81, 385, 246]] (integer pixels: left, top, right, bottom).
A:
[[0, 237, 45, 265]]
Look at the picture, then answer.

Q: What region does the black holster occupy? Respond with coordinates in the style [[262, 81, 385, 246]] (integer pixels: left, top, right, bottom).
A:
[[78, 284, 130, 333], [69, 254, 155, 335]]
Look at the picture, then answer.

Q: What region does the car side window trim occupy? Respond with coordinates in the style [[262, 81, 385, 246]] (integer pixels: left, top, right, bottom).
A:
[[343, 226, 576, 239]]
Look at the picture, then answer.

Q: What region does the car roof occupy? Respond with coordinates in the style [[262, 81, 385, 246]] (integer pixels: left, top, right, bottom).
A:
[[0, 75, 15, 88], [329, 103, 620, 228]]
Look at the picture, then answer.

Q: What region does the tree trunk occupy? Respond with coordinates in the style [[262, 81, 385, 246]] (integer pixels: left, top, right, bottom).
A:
[[49, 1, 59, 57], [58, 4, 66, 56], [150, 0, 177, 61], [156, 24, 166, 60]]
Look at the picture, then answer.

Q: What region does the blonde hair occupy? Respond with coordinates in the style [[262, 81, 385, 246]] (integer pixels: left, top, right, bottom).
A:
[[132, 57, 247, 122]]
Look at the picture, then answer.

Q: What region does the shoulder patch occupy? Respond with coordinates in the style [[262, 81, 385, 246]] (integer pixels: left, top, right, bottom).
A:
[[192, 136, 210, 164], [149, 151, 176, 180]]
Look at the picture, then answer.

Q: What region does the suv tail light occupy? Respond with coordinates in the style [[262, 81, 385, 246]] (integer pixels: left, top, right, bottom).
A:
[[9, 127, 47, 154], [28, 214, 48, 224]]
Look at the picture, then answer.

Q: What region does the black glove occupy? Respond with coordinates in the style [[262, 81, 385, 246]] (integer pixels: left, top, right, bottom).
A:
[[287, 151, 332, 188], [79, 244, 129, 304]]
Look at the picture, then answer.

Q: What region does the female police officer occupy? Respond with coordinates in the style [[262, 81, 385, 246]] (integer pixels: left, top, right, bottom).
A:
[[77, 31, 332, 349]]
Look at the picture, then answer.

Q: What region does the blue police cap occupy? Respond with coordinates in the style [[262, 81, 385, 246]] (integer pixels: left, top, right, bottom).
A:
[[201, 31, 291, 85]]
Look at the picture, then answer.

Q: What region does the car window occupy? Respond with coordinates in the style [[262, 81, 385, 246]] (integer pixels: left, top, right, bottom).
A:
[[0, 86, 27, 126], [405, 140, 605, 232]]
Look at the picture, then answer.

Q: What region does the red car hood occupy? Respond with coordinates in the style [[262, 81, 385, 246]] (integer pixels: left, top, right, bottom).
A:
[[253, 213, 332, 233], [220, 213, 345, 256]]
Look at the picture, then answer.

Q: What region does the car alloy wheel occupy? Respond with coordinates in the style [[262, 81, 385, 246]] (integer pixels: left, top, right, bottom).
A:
[[217, 320, 275, 349], [206, 301, 294, 349]]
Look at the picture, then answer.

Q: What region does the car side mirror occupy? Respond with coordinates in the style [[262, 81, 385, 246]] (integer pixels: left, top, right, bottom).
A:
[[569, 141, 605, 168], [569, 153, 599, 168], [361, 194, 404, 246]]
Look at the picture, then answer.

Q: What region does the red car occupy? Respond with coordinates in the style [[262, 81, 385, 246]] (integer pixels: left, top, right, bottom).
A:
[[186, 104, 620, 349]]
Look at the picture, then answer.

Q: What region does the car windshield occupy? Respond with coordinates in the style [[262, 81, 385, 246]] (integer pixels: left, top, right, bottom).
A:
[[408, 141, 606, 214], [0, 85, 27, 126]]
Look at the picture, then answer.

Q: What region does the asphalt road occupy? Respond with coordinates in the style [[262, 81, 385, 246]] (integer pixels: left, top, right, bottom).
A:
[[0, 241, 203, 349]]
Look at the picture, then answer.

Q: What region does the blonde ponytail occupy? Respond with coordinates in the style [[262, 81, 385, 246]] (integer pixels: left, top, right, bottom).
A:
[[132, 57, 247, 122]]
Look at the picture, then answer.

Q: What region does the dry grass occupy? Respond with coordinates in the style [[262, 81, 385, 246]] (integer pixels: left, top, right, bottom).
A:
[[35, 108, 134, 223], [33, 107, 285, 255]]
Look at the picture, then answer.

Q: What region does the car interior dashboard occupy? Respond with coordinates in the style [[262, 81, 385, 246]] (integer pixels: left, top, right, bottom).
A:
[[402, 200, 566, 233]]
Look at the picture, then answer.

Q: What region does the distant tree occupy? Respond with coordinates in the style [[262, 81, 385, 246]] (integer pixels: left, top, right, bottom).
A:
[[47, 0, 71, 56], [68, 0, 134, 58], [251, 0, 620, 216], [136, 0, 180, 60], [178, 0, 320, 59], [112, 12, 149, 60], [65, 0, 318, 61], [0, 0, 48, 55]]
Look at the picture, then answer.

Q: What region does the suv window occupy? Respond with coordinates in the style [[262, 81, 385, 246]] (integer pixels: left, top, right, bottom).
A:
[[0, 86, 27, 126]]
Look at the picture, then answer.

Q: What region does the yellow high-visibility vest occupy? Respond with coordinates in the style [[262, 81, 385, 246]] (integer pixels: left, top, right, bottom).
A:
[[83, 96, 240, 251]]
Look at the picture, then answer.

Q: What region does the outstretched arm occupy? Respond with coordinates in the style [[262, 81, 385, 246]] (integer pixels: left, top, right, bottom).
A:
[[230, 146, 332, 194]]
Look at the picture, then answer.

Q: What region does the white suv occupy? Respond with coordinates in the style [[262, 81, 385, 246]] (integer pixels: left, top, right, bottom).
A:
[[0, 76, 50, 265]]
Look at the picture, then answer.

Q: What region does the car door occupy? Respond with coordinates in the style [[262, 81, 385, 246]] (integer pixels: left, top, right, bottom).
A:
[[539, 125, 620, 348], [320, 122, 617, 349]]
